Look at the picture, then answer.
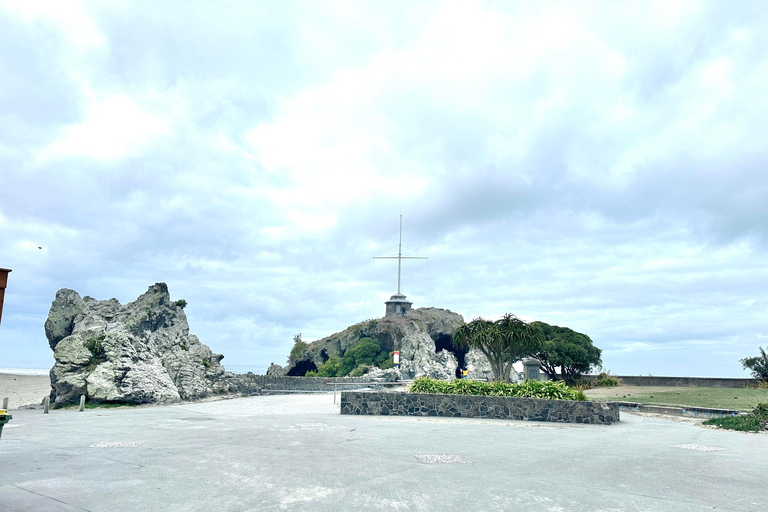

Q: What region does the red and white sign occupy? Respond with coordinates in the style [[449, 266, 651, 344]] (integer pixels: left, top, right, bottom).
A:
[[393, 351, 400, 365]]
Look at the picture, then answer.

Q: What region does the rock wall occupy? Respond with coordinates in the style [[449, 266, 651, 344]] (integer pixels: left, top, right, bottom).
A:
[[46, 283, 248, 406], [340, 391, 621, 424]]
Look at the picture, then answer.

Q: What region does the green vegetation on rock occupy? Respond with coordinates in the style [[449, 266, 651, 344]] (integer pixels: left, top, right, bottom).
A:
[[408, 376, 587, 401], [704, 403, 768, 432], [289, 333, 308, 363], [84, 334, 106, 370], [306, 337, 393, 377]]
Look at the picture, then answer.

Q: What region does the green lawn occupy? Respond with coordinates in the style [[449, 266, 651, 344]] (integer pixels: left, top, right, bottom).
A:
[[586, 387, 768, 412]]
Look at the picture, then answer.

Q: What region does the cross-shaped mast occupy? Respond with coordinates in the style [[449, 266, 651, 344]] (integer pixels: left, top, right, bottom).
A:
[[374, 215, 427, 294]]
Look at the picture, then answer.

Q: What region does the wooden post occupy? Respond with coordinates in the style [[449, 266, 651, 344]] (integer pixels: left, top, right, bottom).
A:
[[0, 268, 10, 328], [79, 395, 85, 411], [44, 396, 50, 414], [2, 397, 7, 410]]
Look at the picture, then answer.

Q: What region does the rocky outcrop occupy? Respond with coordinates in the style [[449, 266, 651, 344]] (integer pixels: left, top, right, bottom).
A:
[[283, 307, 491, 380], [46, 283, 246, 406]]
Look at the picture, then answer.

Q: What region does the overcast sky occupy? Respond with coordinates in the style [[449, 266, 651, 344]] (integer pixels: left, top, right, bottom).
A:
[[1, 0, 767, 377]]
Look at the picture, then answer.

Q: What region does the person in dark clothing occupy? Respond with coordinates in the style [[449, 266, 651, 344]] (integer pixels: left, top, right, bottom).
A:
[[455, 366, 463, 379]]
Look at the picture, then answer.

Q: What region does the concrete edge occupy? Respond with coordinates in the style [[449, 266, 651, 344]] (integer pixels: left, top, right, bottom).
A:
[[612, 401, 741, 418]]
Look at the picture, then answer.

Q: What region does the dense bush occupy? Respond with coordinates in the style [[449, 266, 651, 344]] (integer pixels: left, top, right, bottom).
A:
[[305, 337, 393, 377], [408, 377, 586, 401], [704, 403, 768, 432], [289, 333, 308, 363], [593, 372, 622, 387], [573, 372, 621, 389]]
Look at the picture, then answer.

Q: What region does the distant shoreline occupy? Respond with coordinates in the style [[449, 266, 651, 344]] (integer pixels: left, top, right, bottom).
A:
[[0, 372, 50, 410], [0, 368, 49, 376], [0, 366, 268, 376]]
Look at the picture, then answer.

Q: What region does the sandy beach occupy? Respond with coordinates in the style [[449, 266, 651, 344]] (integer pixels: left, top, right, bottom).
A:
[[0, 373, 50, 409]]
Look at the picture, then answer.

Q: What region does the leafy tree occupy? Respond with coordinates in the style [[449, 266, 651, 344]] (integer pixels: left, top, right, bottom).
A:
[[288, 333, 308, 363], [532, 322, 601, 385], [452, 314, 544, 382], [741, 347, 768, 381]]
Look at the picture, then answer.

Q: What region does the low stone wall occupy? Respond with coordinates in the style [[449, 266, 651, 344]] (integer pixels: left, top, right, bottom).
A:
[[231, 375, 390, 394], [601, 376, 757, 388], [340, 391, 620, 425]]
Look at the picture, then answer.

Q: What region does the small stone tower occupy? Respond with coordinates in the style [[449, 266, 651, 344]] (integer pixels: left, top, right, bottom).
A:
[[385, 293, 412, 317]]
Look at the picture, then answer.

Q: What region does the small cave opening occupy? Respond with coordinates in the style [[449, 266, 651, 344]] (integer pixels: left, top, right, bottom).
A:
[[287, 360, 317, 376], [433, 334, 467, 368]]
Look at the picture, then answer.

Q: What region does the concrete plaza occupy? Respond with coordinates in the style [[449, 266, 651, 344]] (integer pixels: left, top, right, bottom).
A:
[[1, 393, 766, 511]]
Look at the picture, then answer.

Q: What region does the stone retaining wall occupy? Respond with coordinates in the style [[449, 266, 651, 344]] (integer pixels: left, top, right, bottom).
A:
[[340, 391, 620, 424], [602, 376, 757, 388], [232, 375, 389, 394]]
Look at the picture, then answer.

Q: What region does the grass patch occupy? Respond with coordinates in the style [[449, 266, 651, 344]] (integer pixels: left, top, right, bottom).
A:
[[408, 377, 586, 401], [84, 402, 141, 409], [704, 404, 768, 432], [587, 387, 768, 412]]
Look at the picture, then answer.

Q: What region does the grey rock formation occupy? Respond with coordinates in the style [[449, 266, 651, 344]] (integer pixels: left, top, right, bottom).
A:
[[46, 283, 245, 406], [266, 363, 287, 377], [285, 307, 491, 380]]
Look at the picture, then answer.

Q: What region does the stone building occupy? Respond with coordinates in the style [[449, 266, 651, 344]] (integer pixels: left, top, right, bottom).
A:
[[384, 292, 412, 317]]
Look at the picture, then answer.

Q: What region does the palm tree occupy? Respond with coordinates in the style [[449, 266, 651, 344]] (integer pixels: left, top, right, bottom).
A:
[[452, 313, 544, 382]]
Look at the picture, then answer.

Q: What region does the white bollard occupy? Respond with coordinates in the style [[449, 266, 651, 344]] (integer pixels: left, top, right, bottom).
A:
[[79, 395, 85, 412], [2, 397, 8, 410], [44, 396, 50, 414]]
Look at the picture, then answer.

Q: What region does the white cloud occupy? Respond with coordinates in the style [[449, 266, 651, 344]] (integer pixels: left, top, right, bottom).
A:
[[0, 0, 105, 49], [40, 95, 170, 161]]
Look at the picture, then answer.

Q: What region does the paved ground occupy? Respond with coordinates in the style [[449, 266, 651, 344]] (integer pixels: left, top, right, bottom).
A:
[[1, 394, 766, 511]]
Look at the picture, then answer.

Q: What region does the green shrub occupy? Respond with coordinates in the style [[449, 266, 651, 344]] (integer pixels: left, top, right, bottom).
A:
[[571, 378, 593, 390], [289, 333, 308, 363], [407, 377, 585, 401], [349, 364, 372, 377], [379, 353, 395, 370], [313, 356, 342, 377], [703, 403, 768, 432], [84, 334, 106, 365], [309, 338, 395, 377], [592, 372, 621, 388], [175, 299, 187, 309]]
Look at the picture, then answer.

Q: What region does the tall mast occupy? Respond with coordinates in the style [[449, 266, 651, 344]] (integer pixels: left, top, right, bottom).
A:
[[397, 215, 402, 293], [374, 216, 426, 295]]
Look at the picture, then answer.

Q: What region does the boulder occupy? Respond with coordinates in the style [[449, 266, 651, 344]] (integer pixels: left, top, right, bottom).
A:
[[46, 283, 245, 406]]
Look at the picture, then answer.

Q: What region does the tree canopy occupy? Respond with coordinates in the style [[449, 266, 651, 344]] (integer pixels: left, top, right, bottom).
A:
[[741, 346, 768, 381], [452, 313, 544, 382], [532, 321, 601, 384]]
